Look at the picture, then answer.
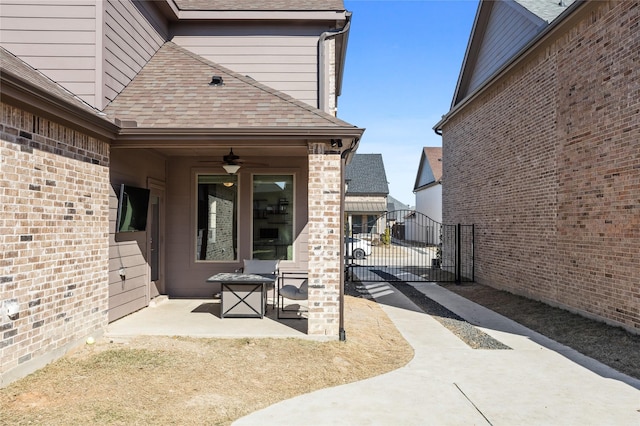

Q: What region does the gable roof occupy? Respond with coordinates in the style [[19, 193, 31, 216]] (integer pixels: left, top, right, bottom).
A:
[[173, 0, 345, 11], [435, 0, 583, 133], [450, 0, 576, 107], [345, 154, 389, 195], [387, 195, 410, 212], [414, 147, 442, 191], [104, 42, 358, 130]]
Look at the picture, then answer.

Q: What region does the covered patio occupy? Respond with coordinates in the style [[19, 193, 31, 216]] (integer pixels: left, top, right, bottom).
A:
[[105, 297, 314, 340]]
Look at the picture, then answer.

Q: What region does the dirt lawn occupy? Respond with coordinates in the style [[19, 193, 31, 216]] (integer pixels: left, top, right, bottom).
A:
[[0, 296, 413, 425]]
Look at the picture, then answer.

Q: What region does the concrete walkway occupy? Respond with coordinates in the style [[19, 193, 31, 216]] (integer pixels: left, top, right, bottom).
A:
[[234, 275, 640, 425]]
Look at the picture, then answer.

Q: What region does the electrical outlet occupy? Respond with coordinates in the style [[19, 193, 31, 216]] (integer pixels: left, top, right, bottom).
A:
[[3, 299, 19, 320]]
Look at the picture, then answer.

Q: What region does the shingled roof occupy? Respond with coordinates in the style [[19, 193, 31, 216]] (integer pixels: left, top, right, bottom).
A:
[[414, 147, 442, 191], [514, 0, 576, 23], [345, 154, 389, 195], [104, 42, 357, 130], [0, 47, 104, 119], [173, 0, 345, 11]]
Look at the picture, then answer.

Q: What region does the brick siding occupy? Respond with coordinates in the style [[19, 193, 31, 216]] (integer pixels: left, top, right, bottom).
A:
[[442, 1, 640, 332], [0, 103, 110, 386], [307, 143, 342, 336]]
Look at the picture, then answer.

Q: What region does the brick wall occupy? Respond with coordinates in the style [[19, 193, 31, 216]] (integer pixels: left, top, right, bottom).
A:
[[442, 1, 640, 332], [307, 143, 342, 337], [0, 103, 110, 386]]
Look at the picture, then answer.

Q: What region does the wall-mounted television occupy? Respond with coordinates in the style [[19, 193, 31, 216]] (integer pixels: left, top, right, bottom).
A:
[[116, 184, 150, 233]]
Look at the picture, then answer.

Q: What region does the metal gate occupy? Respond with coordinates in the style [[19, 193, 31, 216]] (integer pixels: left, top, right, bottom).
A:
[[346, 210, 474, 283]]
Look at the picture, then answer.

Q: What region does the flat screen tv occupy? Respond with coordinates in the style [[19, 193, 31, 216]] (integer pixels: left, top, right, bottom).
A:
[[116, 184, 150, 233]]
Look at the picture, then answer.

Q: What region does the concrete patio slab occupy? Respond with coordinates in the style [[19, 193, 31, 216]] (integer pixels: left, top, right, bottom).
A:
[[106, 297, 310, 340]]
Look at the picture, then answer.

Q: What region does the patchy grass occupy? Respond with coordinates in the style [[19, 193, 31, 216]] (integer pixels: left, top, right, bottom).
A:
[[0, 296, 413, 426]]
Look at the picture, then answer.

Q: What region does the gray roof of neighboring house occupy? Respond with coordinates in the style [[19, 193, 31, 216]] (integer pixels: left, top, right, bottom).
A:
[[345, 154, 389, 195], [387, 195, 410, 212], [514, 0, 576, 23], [104, 42, 357, 129], [173, 0, 345, 11]]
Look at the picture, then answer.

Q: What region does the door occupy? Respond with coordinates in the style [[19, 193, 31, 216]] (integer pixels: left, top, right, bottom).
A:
[[148, 179, 165, 299]]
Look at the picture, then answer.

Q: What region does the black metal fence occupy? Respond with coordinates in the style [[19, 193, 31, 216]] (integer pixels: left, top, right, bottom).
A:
[[346, 210, 474, 283]]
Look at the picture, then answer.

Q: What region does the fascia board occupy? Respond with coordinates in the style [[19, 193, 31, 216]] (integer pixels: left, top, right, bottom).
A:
[[1, 73, 119, 141], [113, 127, 364, 149]]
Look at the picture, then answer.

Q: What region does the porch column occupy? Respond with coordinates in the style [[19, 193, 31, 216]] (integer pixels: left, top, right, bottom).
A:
[[307, 143, 342, 337]]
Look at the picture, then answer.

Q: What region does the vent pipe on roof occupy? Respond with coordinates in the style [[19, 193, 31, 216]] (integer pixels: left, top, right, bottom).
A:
[[209, 76, 224, 86]]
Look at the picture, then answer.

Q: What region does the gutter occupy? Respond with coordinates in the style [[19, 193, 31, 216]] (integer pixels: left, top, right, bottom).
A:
[[318, 11, 352, 113], [433, 0, 586, 135], [113, 126, 364, 146], [1, 71, 119, 141]]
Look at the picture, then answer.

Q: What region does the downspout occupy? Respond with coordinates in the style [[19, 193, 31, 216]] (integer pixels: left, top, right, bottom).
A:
[[318, 11, 352, 112], [339, 147, 353, 341]]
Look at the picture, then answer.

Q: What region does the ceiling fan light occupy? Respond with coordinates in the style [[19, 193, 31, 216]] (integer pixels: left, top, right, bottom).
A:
[[222, 164, 241, 174]]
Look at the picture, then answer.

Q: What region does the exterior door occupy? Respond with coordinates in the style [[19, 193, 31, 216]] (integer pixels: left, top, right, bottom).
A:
[[148, 179, 165, 299]]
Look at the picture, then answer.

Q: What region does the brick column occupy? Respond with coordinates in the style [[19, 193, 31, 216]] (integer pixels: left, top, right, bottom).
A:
[[307, 143, 342, 337]]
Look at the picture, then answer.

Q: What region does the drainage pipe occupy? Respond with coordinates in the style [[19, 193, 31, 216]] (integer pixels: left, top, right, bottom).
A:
[[318, 11, 352, 113]]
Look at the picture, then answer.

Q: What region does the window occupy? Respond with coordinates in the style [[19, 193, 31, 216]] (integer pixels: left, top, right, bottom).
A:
[[252, 175, 293, 260], [196, 175, 237, 261]]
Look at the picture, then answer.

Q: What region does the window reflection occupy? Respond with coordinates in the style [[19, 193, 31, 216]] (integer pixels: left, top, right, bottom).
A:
[[252, 175, 293, 260], [196, 175, 237, 261]]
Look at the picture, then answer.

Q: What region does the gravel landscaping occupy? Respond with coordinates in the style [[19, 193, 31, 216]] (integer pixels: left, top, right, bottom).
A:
[[346, 274, 640, 381]]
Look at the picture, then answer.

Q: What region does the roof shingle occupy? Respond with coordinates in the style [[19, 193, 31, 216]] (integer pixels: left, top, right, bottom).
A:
[[104, 42, 357, 129], [173, 0, 345, 11], [345, 154, 389, 195], [0, 47, 104, 118]]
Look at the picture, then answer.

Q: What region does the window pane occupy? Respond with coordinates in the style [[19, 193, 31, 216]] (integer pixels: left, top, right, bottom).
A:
[[252, 175, 293, 260], [196, 175, 237, 261]]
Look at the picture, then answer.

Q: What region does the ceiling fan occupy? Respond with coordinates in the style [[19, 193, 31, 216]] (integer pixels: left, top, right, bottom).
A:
[[198, 148, 266, 174], [221, 148, 241, 174]]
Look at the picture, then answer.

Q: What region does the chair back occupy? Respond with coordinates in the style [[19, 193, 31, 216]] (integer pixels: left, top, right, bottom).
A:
[[243, 259, 279, 275]]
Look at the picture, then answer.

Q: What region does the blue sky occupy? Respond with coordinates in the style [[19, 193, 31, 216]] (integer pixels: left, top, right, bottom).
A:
[[340, 0, 478, 206]]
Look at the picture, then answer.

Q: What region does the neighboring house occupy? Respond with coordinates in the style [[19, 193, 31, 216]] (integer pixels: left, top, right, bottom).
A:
[[434, 0, 639, 333], [344, 154, 389, 239], [413, 147, 442, 222], [386, 195, 411, 219], [405, 147, 442, 244], [386, 195, 411, 241], [1, 0, 363, 386]]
